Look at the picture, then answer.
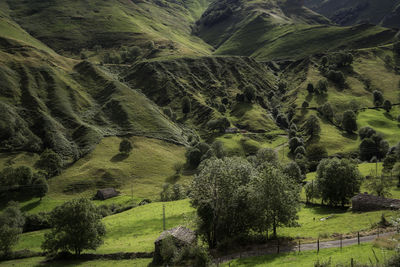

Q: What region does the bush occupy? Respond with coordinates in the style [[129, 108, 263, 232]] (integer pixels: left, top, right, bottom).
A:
[[294, 146, 306, 156], [35, 149, 63, 178], [182, 96, 191, 114], [289, 137, 304, 154], [307, 83, 314, 94], [359, 126, 376, 140], [373, 90, 384, 106], [316, 79, 328, 93], [304, 115, 321, 139], [306, 144, 328, 171], [186, 148, 202, 168], [383, 100, 392, 112], [302, 101, 309, 108], [244, 84, 256, 102], [319, 102, 334, 121], [24, 213, 50, 232], [119, 139, 133, 154], [342, 110, 358, 133], [327, 70, 345, 87], [206, 117, 230, 133]]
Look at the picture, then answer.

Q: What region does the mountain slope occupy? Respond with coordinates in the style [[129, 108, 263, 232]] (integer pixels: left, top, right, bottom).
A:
[[3, 0, 213, 56], [193, 0, 397, 61], [0, 14, 187, 160], [305, 0, 400, 28]]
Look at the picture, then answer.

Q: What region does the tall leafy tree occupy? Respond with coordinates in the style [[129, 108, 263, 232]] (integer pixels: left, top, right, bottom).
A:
[[182, 96, 191, 115], [316, 158, 362, 207], [42, 198, 106, 255], [0, 202, 25, 255], [304, 115, 321, 139], [250, 163, 300, 238], [342, 110, 358, 134], [189, 157, 256, 248]]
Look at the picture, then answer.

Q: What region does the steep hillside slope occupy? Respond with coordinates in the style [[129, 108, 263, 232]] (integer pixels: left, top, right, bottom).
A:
[[2, 0, 213, 56], [305, 0, 400, 28], [0, 14, 187, 160], [123, 56, 279, 133], [194, 0, 397, 60], [281, 47, 400, 155]]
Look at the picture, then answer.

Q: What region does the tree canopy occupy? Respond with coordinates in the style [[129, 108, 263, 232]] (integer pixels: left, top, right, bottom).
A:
[[42, 198, 106, 255]]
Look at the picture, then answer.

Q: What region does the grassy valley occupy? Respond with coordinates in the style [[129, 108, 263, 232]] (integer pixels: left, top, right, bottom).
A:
[[1, 0, 400, 266]]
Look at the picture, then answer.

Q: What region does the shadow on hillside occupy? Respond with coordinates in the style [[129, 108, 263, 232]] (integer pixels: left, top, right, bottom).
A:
[[110, 153, 129, 162], [21, 199, 42, 212], [341, 132, 358, 140]]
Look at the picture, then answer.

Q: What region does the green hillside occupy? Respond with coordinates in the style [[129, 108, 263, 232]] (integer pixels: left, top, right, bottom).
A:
[[2, 0, 213, 56], [305, 0, 400, 28], [193, 0, 397, 60]]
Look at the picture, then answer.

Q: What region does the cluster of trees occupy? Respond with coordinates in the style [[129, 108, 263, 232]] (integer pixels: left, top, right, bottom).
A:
[[358, 127, 389, 161], [185, 141, 225, 169], [190, 149, 302, 248], [0, 149, 63, 201], [373, 90, 392, 112], [306, 79, 328, 95], [0, 166, 48, 200], [206, 117, 230, 133], [102, 46, 142, 64]]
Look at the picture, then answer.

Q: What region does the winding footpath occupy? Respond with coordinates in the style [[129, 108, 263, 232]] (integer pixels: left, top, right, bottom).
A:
[[217, 231, 396, 263]]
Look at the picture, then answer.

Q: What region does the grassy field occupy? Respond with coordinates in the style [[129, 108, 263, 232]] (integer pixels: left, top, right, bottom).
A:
[[223, 242, 397, 267], [0, 257, 152, 267], [13, 198, 395, 256], [0, 136, 188, 213], [15, 199, 194, 253]]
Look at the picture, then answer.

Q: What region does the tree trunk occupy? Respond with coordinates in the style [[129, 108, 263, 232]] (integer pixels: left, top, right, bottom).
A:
[[273, 218, 277, 239]]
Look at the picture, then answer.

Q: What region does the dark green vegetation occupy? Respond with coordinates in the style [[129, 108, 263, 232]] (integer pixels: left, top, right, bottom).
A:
[[1, 0, 400, 266], [305, 0, 400, 28]]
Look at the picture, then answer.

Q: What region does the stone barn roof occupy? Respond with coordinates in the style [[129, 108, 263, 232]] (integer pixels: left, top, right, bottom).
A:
[[155, 226, 196, 245], [95, 188, 119, 200], [352, 193, 400, 212]]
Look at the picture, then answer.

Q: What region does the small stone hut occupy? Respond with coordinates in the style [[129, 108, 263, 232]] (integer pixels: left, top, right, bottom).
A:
[[153, 226, 196, 264], [351, 192, 400, 212], [94, 188, 119, 200]]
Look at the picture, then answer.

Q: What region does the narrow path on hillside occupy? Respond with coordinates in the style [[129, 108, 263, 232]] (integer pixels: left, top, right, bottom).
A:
[[217, 231, 396, 263]]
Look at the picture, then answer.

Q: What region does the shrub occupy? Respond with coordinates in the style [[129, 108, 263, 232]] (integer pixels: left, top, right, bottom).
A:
[[294, 146, 306, 156], [304, 115, 321, 139], [307, 83, 314, 94], [327, 70, 345, 87], [35, 149, 63, 178], [182, 96, 191, 114], [206, 117, 230, 133], [186, 148, 202, 168], [383, 100, 392, 112], [316, 79, 328, 93], [359, 126, 376, 140], [319, 102, 334, 121], [24, 213, 50, 232], [119, 139, 133, 154], [289, 137, 304, 154], [342, 110, 358, 133], [244, 84, 256, 102], [302, 101, 309, 108], [373, 90, 384, 106], [306, 144, 328, 171]]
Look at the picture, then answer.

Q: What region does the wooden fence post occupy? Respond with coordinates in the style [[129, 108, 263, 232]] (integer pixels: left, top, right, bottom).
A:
[[340, 234, 342, 250], [357, 232, 360, 245], [317, 238, 320, 254], [277, 239, 280, 254], [298, 240, 301, 253]]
